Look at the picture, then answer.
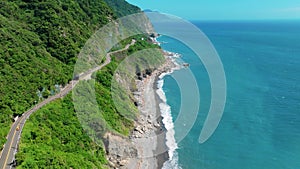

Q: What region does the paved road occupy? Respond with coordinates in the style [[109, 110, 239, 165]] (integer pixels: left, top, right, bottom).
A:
[[0, 40, 135, 169], [0, 81, 76, 169]]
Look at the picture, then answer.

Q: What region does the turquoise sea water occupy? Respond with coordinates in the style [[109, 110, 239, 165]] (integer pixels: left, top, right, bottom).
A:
[[159, 21, 300, 169]]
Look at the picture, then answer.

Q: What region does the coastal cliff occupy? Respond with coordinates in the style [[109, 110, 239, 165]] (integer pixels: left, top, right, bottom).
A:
[[103, 48, 179, 169], [0, 0, 171, 168]]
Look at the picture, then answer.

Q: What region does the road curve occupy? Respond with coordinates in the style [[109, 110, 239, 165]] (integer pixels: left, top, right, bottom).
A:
[[0, 40, 136, 169]]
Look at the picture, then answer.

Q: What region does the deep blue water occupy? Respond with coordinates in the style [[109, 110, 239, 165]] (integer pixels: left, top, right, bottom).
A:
[[159, 21, 300, 169]]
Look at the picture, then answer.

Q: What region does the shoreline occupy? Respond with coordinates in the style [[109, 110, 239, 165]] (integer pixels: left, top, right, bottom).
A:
[[130, 50, 181, 169], [105, 38, 181, 169], [154, 53, 182, 169], [154, 74, 169, 169], [154, 57, 181, 168]]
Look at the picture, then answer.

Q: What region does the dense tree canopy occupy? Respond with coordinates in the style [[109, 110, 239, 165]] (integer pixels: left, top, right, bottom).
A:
[[16, 95, 108, 168], [16, 37, 163, 168], [103, 0, 141, 18], [0, 0, 162, 168], [0, 0, 140, 154]]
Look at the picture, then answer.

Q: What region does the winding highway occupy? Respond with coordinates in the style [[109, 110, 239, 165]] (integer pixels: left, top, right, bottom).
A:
[[0, 40, 135, 169]]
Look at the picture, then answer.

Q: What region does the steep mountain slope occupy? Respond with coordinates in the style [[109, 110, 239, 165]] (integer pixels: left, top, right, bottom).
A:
[[0, 0, 140, 151], [15, 35, 163, 168], [103, 0, 141, 17], [16, 95, 108, 168]]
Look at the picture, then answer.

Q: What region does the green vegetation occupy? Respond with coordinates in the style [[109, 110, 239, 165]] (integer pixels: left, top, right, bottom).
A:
[[95, 59, 135, 135], [73, 36, 164, 137], [1, 0, 164, 168], [102, 0, 141, 17], [16, 37, 164, 168], [16, 94, 108, 169], [95, 36, 164, 134], [0, 0, 140, 147]]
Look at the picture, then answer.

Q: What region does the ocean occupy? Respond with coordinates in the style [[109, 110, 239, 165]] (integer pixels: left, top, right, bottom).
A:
[[157, 21, 300, 169]]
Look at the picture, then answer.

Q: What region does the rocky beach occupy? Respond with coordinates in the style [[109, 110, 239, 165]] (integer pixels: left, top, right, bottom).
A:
[[105, 49, 181, 169]]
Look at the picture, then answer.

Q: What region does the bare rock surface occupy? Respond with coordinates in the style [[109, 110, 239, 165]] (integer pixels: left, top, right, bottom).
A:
[[105, 52, 180, 169]]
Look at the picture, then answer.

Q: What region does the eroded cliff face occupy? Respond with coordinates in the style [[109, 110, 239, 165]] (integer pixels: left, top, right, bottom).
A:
[[103, 52, 179, 169], [104, 133, 138, 168], [71, 11, 166, 168]]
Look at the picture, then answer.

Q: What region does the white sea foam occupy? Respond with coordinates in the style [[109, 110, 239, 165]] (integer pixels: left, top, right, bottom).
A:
[[162, 151, 182, 169], [156, 71, 181, 169]]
